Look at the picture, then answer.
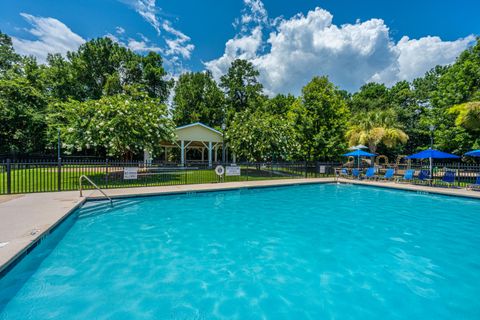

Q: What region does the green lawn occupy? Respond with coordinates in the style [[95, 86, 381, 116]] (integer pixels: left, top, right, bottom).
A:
[[0, 164, 313, 194]]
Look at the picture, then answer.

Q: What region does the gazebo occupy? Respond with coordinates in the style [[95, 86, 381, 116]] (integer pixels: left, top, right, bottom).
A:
[[160, 122, 224, 167]]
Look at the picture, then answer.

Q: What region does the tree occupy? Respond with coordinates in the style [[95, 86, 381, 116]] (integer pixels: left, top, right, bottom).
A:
[[0, 77, 48, 154], [220, 59, 264, 118], [0, 31, 21, 76], [60, 38, 171, 102], [346, 109, 409, 154], [291, 76, 349, 160], [48, 88, 175, 159], [261, 94, 296, 115], [349, 82, 389, 112], [227, 110, 298, 162], [172, 71, 225, 127], [449, 101, 480, 132]]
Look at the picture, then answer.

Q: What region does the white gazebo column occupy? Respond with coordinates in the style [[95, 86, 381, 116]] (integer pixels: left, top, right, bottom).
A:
[[214, 146, 218, 163], [208, 141, 213, 167], [180, 140, 185, 166]]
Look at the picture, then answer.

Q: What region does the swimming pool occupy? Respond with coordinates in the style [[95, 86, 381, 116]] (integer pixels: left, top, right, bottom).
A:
[[1, 183, 479, 319]]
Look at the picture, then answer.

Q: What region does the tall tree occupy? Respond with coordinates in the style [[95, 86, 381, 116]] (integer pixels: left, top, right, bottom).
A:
[[346, 109, 409, 154], [0, 31, 21, 76], [0, 77, 47, 154], [349, 82, 389, 113], [291, 76, 349, 160], [172, 71, 225, 127], [220, 59, 264, 118]]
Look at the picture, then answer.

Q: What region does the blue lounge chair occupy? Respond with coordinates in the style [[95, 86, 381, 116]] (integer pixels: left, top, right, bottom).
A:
[[417, 169, 431, 184], [352, 168, 360, 179], [364, 167, 377, 180], [467, 174, 480, 191], [338, 168, 349, 178], [438, 171, 456, 188], [397, 169, 414, 183], [381, 168, 395, 181]]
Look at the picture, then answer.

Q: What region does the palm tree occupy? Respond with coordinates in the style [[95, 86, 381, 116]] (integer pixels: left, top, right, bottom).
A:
[[346, 109, 409, 153], [449, 101, 480, 132]]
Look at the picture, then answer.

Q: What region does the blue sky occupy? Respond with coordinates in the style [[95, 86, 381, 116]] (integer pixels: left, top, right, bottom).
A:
[[1, 0, 478, 94]]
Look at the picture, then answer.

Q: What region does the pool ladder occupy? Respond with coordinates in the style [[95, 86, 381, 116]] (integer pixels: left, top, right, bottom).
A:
[[79, 175, 113, 207]]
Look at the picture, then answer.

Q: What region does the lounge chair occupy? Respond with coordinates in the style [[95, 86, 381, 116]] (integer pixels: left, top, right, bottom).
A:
[[338, 168, 349, 178], [381, 168, 395, 181], [467, 174, 480, 191], [364, 167, 377, 180], [417, 169, 431, 184], [434, 171, 456, 188], [352, 168, 360, 179], [397, 169, 414, 183]]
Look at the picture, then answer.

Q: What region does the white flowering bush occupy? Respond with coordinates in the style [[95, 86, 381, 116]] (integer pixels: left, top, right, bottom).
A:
[[51, 90, 175, 159], [227, 110, 299, 162]]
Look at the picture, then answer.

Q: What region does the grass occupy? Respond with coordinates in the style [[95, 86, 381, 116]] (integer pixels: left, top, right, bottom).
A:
[[0, 164, 315, 194]]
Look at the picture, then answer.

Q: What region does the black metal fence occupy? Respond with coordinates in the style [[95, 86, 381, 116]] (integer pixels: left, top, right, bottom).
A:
[[342, 162, 480, 187], [0, 160, 339, 195]]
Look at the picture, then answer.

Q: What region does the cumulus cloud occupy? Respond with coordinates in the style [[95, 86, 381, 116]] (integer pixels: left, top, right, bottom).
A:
[[11, 13, 85, 63], [121, 0, 194, 61], [205, 3, 475, 95]]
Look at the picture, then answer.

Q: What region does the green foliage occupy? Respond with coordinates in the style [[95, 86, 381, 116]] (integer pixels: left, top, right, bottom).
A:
[[227, 110, 298, 162], [220, 59, 265, 118], [0, 77, 48, 154], [0, 31, 21, 76], [346, 109, 409, 153], [48, 89, 175, 159], [349, 82, 389, 112], [172, 71, 225, 127], [449, 101, 480, 132], [290, 76, 349, 160]]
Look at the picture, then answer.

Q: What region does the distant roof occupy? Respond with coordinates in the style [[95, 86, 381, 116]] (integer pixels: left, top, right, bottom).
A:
[[175, 122, 223, 136]]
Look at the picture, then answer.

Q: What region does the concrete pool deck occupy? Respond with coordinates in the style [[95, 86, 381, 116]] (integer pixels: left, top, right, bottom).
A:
[[1, 177, 479, 274]]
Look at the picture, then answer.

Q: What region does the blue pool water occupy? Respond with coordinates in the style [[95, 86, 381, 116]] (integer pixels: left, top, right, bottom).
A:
[[1, 184, 479, 319]]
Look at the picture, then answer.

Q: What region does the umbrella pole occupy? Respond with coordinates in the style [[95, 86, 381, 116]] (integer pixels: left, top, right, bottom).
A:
[[430, 157, 433, 181]]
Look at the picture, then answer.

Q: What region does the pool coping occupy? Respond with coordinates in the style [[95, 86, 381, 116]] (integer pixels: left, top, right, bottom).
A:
[[1, 177, 479, 277]]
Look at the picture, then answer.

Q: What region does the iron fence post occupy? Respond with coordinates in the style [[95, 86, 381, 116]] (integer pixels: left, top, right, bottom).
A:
[[105, 159, 109, 189], [6, 159, 11, 194], [57, 158, 62, 192], [305, 161, 308, 178]]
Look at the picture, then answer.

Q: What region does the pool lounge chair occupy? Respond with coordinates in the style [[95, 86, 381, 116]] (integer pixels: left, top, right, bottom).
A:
[[338, 168, 349, 178], [352, 168, 360, 179], [397, 169, 415, 183], [434, 171, 456, 188], [380, 168, 395, 181], [364, 167, 377, 180], [467, 175, 480, 191], [416, 169, 431, 184]]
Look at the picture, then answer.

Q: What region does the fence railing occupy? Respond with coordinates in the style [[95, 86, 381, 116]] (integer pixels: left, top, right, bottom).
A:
[[0, 160, 339, 195], [343, 162, 480, 187]]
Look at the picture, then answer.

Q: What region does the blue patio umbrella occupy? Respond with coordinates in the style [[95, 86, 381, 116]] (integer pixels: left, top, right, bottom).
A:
[[406, 148, 460, 178], [342, 149, 375, 169], [465, 150, 480, 157]]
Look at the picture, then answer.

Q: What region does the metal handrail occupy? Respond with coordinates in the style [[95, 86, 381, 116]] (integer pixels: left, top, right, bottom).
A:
[[79, 175, 113, 207]]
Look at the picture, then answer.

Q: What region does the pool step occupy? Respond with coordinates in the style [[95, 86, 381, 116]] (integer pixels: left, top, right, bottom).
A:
[[77, 199, 141, 219]]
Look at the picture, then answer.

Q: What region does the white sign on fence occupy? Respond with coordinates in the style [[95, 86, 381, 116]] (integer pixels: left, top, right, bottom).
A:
[[319, 165, 326, 174], [123, 167, 138, 180], [226, 166, 241, 176]]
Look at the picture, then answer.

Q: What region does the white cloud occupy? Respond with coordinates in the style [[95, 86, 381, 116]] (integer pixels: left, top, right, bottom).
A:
[[11, 13, 85, 63], [116, 26, 126, 35], [121, 0, 194, 61], [395, 35, 475, 81], [206, 4, 475, 95]]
